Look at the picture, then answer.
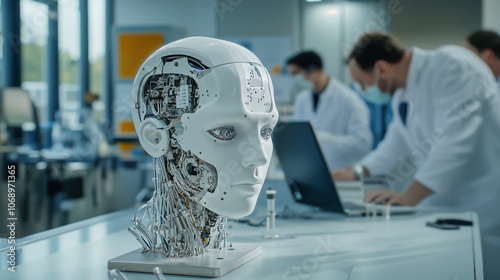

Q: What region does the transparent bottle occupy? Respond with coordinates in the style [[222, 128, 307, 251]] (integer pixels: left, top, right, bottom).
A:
[[264, 189, 279, 239]]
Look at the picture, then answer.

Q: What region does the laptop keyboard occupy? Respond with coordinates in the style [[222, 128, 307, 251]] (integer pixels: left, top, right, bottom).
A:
[[342, 201, 367, 211]]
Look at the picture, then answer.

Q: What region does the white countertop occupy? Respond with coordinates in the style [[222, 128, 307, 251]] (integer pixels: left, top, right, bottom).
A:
[[0, 180, 483, 280]]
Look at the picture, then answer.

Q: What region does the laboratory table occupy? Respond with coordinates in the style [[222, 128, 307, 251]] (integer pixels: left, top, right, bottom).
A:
[[0, 181, 483, 280]]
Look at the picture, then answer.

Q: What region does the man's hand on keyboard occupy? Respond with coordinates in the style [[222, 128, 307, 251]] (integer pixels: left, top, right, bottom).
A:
[[365, 190, 407, 206]]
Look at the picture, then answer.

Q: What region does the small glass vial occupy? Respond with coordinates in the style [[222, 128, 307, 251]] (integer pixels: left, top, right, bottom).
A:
[[264, 189, 279, 239]]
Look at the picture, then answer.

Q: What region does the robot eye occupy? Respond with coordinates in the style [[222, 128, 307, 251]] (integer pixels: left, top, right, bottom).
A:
[[208, 126, 237, 141], [260, 126, 273, 140]]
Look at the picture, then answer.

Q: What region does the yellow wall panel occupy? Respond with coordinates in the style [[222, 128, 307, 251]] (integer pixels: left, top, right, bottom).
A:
[[118, 33, 164, 79]]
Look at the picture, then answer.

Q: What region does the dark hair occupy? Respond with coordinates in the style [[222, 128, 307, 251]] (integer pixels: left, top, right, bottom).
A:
[[466, 30, 500, 58], [348, 32, 405, 71], [286, 51, 323, 71]]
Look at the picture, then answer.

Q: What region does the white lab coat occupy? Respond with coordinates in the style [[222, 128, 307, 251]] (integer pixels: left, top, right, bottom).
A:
[[359, 46, 500, 279], [294, 79, 372, 171]]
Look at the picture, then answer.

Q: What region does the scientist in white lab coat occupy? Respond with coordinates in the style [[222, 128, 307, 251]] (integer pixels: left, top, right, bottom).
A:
[[464, 30, 500, 89], [287, 51, 372, 171], [333, 32, 500, 279]]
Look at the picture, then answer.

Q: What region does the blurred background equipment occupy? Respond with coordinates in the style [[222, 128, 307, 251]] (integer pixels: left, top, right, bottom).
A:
[[1, 87, 38, 147]]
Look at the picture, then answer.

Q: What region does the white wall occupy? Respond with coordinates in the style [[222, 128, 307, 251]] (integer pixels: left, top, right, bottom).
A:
[[391, 0, 482, 50], [216, 0, 301, 51], [114, 0, 216, 37], [302, 1, 342, 80], [219, 0, 388, 83], [482, 0, 500, 34], [302, 0, 387, 83], [342, 0, 393, 82], [113, 0, 390, 85]]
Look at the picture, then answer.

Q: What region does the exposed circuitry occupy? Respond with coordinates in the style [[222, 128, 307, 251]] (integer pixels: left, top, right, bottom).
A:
[[128, 56, 226, 257]]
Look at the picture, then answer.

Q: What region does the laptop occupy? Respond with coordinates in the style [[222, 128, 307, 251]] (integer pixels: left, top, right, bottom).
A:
[[272, 121, 414, 216]]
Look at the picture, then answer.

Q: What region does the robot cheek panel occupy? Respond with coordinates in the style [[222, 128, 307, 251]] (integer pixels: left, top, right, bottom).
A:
[[178, 64, 277, 219]]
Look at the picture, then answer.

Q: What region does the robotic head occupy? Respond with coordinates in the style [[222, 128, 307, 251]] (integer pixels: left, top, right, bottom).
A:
[[132, 37, 278, 219]]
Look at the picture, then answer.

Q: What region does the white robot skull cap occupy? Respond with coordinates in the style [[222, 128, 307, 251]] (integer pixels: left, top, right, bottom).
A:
[[132, 37, 279, 219]]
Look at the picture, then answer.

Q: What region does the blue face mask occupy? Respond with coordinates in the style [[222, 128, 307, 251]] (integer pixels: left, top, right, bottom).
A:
[[362, 85, 392, 105], [292, 74, 313, 91]]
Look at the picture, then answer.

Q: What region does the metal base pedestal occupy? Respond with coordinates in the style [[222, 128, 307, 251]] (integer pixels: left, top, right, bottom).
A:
[[108, 244, 261, 278]]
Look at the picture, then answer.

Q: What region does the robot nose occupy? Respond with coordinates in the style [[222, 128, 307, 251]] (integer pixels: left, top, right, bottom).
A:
[[241, 144, 268, 168]]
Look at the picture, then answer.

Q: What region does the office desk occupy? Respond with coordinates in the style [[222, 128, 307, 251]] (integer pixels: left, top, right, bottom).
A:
[[0, 181, 483, 280]]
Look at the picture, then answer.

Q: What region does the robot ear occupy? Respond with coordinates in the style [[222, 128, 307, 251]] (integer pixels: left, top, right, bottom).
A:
[[138, 118, 170, 158]]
